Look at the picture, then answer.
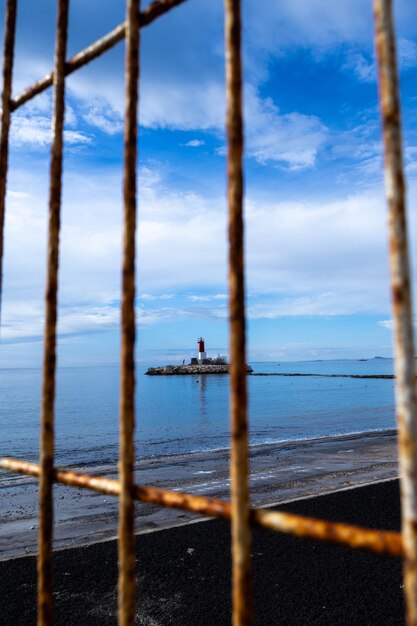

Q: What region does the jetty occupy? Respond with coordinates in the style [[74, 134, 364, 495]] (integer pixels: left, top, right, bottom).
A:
[[146, 363, 253, 375], [146, 337, 253, 375]]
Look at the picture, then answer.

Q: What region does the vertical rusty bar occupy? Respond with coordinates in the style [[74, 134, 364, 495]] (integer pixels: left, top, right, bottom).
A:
[[374, 1, 417, 624], [224, 0, 253, 624], [0, 0, 17, 322], [118, 0, 140, 624], [38, 1, 69, 624]]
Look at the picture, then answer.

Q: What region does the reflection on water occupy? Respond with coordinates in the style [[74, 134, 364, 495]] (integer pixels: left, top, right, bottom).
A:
[[198, 375, 208, 424]]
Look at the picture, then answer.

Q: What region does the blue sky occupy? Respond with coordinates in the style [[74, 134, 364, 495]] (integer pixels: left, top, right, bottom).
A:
[[1, 0, 417, 366]]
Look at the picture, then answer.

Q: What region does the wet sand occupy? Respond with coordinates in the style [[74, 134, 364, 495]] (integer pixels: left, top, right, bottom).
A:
[[0, 430, 398, 560]]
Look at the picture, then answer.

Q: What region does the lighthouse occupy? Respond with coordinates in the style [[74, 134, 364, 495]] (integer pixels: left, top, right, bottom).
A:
[[197, 337, 206, 364]]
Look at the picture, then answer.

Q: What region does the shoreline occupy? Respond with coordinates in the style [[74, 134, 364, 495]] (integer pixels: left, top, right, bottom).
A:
[[0, 427, 398, 482], [0, 429, 399, 561]]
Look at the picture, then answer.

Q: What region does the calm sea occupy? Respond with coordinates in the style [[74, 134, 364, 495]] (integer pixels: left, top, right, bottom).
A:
[[0, 359, 396, 472]]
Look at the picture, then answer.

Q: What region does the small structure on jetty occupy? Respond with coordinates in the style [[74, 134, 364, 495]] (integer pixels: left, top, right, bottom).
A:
[[197, 337, 207, 364], [146, 337, 253, 375], [190, 337, 215, 365]]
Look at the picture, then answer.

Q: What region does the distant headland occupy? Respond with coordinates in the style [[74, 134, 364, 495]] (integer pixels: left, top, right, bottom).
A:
[[145, 337, 253, 375]]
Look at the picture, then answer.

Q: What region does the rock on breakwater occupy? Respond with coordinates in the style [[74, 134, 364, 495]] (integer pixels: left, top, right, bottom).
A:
[[146, 364, 253, 375]]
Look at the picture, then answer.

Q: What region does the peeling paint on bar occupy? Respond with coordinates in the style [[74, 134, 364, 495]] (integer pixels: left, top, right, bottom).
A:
[[37, 2, 69, 624], [374, 1, 417, 624], [224, 0, 253, 624], [118, 0, 140, 624], [0, 0, 17, 323]]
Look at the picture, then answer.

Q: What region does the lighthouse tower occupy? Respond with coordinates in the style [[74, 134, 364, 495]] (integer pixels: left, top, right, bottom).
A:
[[197, 337, 206, 364]]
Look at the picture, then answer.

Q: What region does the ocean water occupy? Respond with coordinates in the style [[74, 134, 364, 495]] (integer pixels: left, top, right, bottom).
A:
[[0, 359, 396, 472]]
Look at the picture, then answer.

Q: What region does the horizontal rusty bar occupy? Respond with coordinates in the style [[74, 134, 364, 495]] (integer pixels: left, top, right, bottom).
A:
[[251, 508, 402, 556], [0, 457, 404, 558], [10, 0, 187, 111]]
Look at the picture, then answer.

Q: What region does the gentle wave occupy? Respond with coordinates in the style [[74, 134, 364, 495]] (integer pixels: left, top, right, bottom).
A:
[[0, 426, 397, 487]]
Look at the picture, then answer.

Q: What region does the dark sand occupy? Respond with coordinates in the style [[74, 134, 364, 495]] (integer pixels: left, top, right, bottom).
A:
[[0, 479, 405, 625]]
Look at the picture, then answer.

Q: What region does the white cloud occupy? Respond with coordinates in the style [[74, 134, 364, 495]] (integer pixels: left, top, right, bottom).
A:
[[343, 38, 417, 84], [139, 82, 328, 170], [1, 301, 119, 341], [11, 55, 55, 100], [5, 159, 417, 341], [329, 120, 384, 183], [2, 162, 226, 339], [22, 92, 52, 116], [10, 112, 92, 148], [398, 38, 417, 69], [80, 97, 124, 135], [9, 0, 417, 138], [379, 319, 393, 330], [406, 147, 417, 175], [245, 0, 373, 54], [10, 1, 396, 174], [65, 103, 77, 128], [182, 139, 206, 147], [343, 52, 375, 82], [139, 293, 174, 301], [140, 81, 225, 130], [242, 188, 398, 316], [245, 0, 416, 55], [379, 317, 417, 331], [245, 87, 328, 169], [248, 293, 341, 318], [1, 301, 192, 340], [2, 0, 417, 362], [188, 294, 227, 302]]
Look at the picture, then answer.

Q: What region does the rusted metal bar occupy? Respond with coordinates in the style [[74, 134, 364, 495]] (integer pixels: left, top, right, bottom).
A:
[[38, 1, 69, 624], [224, 0, 253, 624], [0, 0, 17, 323], [10, 0, 187, 111], [251, 507, 403, 557], [0, 457, 404, 558], [118, 0, 140, 624], [374, 1, 417, 624]]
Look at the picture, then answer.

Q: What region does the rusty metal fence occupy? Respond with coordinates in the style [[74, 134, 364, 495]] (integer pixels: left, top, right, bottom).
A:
[[0, 0, 415, 624]]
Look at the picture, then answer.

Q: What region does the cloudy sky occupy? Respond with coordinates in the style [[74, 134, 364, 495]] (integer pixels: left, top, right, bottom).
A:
[[1, 0, 417, 366]]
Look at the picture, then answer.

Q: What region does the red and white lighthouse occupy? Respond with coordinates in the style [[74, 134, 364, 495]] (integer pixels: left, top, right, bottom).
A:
[[197, 337, 206, 363]]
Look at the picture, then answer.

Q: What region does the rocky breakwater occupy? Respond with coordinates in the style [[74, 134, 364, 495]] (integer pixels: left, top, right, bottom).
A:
[[146, 364, 253, 375]]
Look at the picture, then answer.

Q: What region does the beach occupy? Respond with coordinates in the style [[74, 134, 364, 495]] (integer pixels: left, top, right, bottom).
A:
[[0, 364, 402, 622], [0, 430, 399, 560], [0, 478, 404, 625]]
